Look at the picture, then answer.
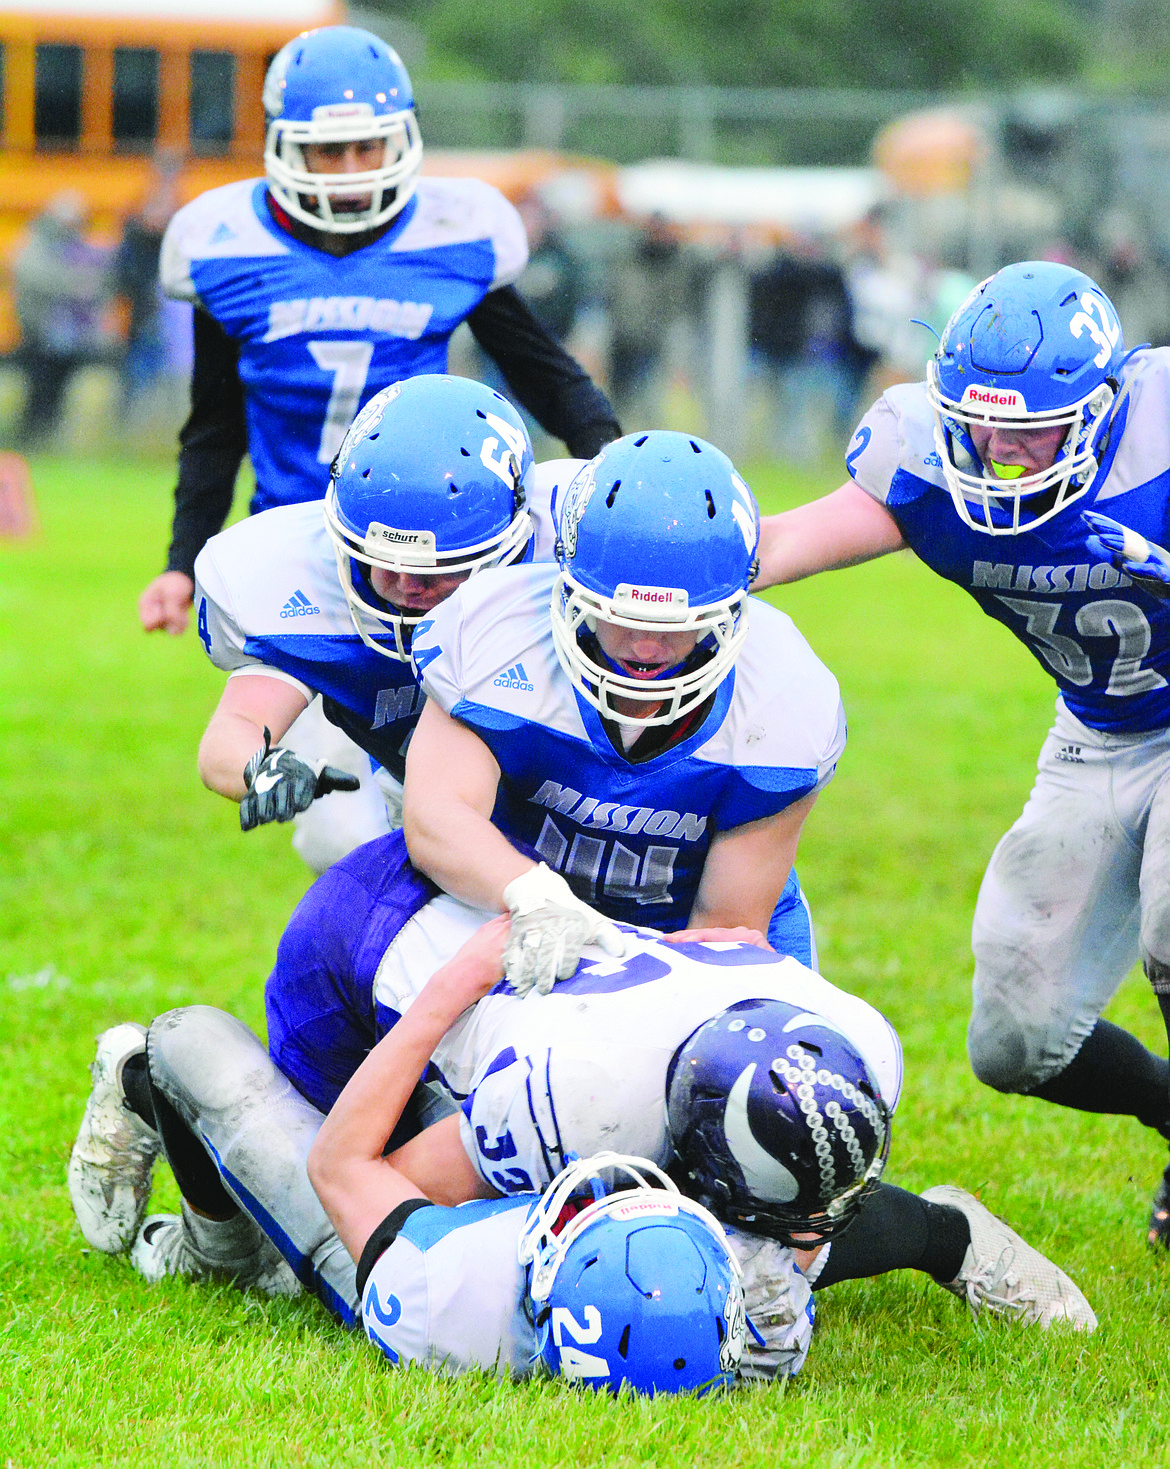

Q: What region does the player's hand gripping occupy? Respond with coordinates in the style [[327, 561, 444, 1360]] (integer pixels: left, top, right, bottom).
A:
[[501, 862, 626, 996], [1083, 510, 1170, 600], [239, 727, 360, 831]]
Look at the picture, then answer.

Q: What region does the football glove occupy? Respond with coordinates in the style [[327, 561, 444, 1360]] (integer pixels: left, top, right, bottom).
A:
[[1083, 510, 1170, 600], [501, 862, 626, 996], [239, 727, 360, 831]]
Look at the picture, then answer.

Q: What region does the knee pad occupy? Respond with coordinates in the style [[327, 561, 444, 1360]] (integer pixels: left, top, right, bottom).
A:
[[966, 1006, 1033, 1094]]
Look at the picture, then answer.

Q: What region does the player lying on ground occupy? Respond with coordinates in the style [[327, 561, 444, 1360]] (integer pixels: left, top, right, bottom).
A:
[[752, 259, 1170, 1247], [69, 854, 1097, 1343], [403, 429, 841, 982], [192, 375, 581, 873], [68, 925, 762, 1391]]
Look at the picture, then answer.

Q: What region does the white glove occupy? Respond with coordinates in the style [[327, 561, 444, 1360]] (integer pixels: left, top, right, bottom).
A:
[[726, 1228, 815, 1381], [501, 863, 626, 996]]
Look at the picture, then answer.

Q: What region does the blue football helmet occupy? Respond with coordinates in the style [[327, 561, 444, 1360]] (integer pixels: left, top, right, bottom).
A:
[[324, 376, 535, 659], [926, 260, 1126, 535], [551, 432, 760, 728], [518, 1152, 746, 1396], [666, 999, 890, 1246], [263, 26, 423, 235]]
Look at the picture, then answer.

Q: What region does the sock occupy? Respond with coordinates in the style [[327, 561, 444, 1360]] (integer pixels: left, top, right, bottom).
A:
[[178, 1200, 265, 1265], [812, 1184, 970, 1289], [121, 1051, 157, 1129], [146, 1068, 239, 1219], [1025, 1019, 1170, 1135]]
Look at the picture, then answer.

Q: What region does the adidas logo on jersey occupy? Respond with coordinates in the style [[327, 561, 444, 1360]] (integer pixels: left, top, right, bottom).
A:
[[263, 296, 435, 343], [279, 589, 321, 619], [1055, 744, 1085, 764], [494, 662, 534, 692]]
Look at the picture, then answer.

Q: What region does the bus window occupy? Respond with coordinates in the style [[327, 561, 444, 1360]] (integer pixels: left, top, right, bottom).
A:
[[35, 43, 81, 146], [113, 47, 159, 149], [190, 51, 234, 154]]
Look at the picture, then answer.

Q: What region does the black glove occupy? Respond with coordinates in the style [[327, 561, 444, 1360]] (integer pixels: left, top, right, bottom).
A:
[[239, 727, 360, 831]]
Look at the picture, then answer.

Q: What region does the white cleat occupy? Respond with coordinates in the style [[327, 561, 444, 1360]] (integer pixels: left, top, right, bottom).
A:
[[922, 1184, 1098, 1332], [68, 1023, 161, 1254], [131, 1206, 301, 1298]]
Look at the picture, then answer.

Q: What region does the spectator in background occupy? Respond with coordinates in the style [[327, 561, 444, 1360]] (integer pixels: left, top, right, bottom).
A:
[[606, 211, 691, 428], [749, 236, 875, 463], [113, 151, 185, 418], [514, 191, 584, 344], [10, 190, 114, 447]]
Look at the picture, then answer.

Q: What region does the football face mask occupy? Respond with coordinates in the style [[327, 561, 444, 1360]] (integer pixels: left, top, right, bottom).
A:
[[927, 260, 1125, 536]]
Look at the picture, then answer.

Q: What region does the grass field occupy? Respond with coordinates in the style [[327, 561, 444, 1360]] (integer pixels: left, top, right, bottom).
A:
[[2, 453, 1169, 1467]]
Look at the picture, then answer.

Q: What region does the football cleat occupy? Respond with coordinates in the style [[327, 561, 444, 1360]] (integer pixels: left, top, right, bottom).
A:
[[1147, 1159, 1170, 1249], [922, 1185, 1097, 1331], [68, 1022, 160, 1254], [131, 1206, 301, 1297]]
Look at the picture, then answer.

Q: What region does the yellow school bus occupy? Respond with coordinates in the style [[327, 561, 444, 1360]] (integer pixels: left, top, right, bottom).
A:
[[0, 0, 344, 344]]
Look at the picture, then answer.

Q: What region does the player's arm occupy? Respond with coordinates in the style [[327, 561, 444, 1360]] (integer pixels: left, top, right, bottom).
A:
[[404, 699, 625, 992], [687, 792, 819, 934], [467, 285, 621, 459], [307, 915, 510, 1262], [753, 482, 906, 590], [139, 311, 247, 634], [402, 697, 535, 910], [197, 672, 311, 801]]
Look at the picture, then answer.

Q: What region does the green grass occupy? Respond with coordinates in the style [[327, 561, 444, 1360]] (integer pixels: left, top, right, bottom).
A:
[[3, 454, 1170, 1467]]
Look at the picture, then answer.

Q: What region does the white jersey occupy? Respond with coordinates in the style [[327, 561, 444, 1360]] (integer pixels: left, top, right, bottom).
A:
[[373, 897, 903, 1195], [361, 1195, 537, 1376], [191, 461, 577, 780], [411, 564, 846, 930]]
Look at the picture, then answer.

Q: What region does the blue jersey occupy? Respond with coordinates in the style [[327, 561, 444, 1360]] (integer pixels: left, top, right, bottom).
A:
[[192, 462, 575, 780], [850, 348, 1170, 732], [161, 176, 526, 512], [411, 563, 845, 930]]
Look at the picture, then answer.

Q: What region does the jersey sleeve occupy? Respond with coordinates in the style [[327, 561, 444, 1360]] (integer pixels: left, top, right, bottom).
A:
[[847, 383, 940, 509], [359, 1196, 536, 1375], [192, 535, 256, 673], [459, 1041, 671, 1195], [480, 184, 527, 289]]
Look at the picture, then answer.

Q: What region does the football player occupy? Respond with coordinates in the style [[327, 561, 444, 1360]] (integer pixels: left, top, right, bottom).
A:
[[75, 939, 751, 1389], [754, 258, 1170, 1247], [403, 429, 843, 983], [69, 833, 1097, 1341], [192, 373, 582, 872], [139, 24, 619, 640]]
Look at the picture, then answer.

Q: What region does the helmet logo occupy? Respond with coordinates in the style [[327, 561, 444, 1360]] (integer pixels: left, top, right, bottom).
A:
[[719, 1279, 747, 1374], [959, 386, 1026, 413], [262, 39, 294, 118], [723, 1064, 800, 1202], [310, 102, 375, 123], [558, 462, 598, 561], [1069, 291, 1121, 369], [335, 384, 399, 467], [612, 583, 690, 623]]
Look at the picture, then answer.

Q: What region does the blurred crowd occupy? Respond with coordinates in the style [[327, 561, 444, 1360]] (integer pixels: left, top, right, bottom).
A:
[[5, 152, 188, 448], [12, 161, 1170, 465]]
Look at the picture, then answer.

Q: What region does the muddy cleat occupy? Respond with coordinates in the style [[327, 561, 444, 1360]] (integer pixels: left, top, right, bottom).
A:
[[131, 1204, 301, 1298], [1147, 1161, 1170, 1249], [922, 1184, 1097, 1332], [68, 1023, 160, 1254]]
